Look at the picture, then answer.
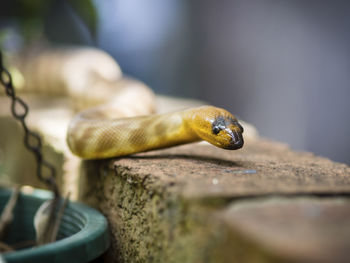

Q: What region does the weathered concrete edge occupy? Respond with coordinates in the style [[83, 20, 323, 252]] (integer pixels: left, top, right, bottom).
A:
[[78, 159, 350, 263]]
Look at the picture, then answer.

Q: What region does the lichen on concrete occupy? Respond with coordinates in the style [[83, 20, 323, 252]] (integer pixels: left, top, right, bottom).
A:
[[79, 160, 213, 262], [78, 141, 350, 263]]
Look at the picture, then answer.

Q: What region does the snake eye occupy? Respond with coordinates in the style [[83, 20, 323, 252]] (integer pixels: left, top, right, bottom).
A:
[[212, 126, 222, 135], [212, 116, 226, 135]]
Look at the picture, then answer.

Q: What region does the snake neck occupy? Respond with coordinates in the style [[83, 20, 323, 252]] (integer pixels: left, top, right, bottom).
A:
[[139, 111, 200, 150]]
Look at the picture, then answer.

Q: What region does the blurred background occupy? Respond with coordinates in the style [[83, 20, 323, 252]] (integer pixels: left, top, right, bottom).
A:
[[0, 0, 349, 164]]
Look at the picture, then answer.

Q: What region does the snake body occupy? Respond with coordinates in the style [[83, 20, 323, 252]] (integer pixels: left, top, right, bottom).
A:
[[67, 105, 244, 159], [11, 47, 244, 159]]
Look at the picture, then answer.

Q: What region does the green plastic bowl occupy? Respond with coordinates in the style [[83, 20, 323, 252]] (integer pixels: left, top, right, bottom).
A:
[[0, 188, 109, 263]]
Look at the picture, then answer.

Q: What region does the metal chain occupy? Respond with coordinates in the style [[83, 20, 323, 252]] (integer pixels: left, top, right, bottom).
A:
[[0, 50, 59, 197]]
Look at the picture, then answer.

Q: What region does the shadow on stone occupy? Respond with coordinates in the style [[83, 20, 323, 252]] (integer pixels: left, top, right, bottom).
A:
[[125, 154, 243, 168]]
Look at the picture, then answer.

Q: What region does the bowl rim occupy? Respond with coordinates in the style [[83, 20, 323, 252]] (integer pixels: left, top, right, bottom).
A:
[[1, 188, 109, 263]]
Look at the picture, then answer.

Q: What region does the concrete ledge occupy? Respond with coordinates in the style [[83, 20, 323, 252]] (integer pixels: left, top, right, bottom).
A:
[[79, 142, 350, 263]]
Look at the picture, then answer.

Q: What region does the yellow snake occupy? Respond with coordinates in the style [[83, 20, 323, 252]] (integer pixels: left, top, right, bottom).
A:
[[67, 105, 244, 159], [10, 47, 244, 159]]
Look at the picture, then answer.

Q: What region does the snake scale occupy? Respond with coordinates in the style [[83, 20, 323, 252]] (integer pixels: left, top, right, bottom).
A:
[[11, 47, 244, 159]]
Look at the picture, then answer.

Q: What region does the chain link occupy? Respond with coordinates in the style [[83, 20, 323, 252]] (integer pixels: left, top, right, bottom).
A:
[[0, 50, 59, 197]]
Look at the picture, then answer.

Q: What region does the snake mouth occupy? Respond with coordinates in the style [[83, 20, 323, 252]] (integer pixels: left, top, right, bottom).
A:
[[225, 129, 244, 150]]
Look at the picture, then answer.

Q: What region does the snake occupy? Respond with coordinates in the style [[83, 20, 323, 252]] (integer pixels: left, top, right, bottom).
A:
[[67, 104, 244, 159], [10, 47, 244, 160]]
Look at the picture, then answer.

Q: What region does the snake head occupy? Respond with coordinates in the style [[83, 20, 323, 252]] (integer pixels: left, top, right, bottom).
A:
[[211, 115, 244, 149], [189, 106, 244, 150]]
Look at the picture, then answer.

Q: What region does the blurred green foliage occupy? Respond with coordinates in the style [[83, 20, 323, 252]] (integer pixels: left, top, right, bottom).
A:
[[68, 0, 98, 39], [1, 0, 98, 43]]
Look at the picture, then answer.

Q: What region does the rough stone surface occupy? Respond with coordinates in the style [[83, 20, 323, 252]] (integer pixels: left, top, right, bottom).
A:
[[78, 140, 350, 263], [108, 140, 350, 199]]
